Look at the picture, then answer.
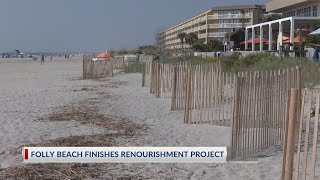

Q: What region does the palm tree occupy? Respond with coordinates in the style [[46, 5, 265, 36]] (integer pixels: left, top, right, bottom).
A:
[[224, 32, 230, 39], [185, 33, 199, 49], [207, 40, 224, 51], [177, 32, 187, 50]]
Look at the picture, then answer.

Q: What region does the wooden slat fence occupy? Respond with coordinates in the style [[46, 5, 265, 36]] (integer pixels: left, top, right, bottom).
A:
[[143, 60, 305, 160], [83, 55, 113, 79], [172, 62, 224, 111], [146, 61, 225, 111], [230, 68, 299, 158], [282, 89, 320, 180], [183, 62, 228, 125], [183, 65, 301, 159], [171, 64, 188, 110], [142, 61, 152, 87], [150, 62, 160, 97], [149, 62, 191, 99], [113, 56, 125, 69]]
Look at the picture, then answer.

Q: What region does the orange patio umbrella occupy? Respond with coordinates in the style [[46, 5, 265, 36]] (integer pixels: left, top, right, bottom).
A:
[[240, 37, 274, 45], [96, 52, 113, 58], [283, 37, 305, 44]]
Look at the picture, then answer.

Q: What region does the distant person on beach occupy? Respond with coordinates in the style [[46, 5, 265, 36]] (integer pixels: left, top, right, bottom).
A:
[[313, 46, 319, 63], [50, 55, 53, 61], [40, 55, 45, 64]]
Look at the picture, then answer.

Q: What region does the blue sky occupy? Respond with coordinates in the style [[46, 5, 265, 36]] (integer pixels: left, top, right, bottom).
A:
[[0, 0, 267, 52]]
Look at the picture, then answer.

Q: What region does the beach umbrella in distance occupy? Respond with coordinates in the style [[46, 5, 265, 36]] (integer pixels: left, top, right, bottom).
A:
[[96, 52, 113, 59]]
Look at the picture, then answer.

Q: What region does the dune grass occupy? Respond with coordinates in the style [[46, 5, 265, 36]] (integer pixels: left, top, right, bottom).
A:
[[122, 53, 320, 87], [226, 53, 320, 88]]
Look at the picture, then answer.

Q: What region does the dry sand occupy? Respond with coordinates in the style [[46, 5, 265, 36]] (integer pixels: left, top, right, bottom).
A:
[[0, 58, 318, 179]]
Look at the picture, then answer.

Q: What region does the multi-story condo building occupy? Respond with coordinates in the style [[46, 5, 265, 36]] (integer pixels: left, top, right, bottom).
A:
[[163, 5, 265, 50], [267, 0, 320, 17]]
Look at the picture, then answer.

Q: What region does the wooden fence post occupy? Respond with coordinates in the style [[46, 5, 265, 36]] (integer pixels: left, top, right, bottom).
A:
[[142, 62, 146, 87], [310, 93, 319, 180], [184, 68, 192, 124], [111, 60, 114, 77], [296, 66, 301, 91], [150, 62, 154, 93], [83, 56, 86, 79], [171, 66, 177, 111], [230, 75, 240, 159], [156, 63, 161, 98], [282, 88, 298, 180]]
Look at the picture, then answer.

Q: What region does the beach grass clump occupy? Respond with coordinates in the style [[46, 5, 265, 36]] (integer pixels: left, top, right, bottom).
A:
[[122, 61, 144, 73], [161, 56, 221, 65], [227, 53, 320, 87]]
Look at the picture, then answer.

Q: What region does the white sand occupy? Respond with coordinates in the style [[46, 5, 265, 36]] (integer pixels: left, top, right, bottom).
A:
[[1, 58, 318, 179], [0, 58, 104, 168]]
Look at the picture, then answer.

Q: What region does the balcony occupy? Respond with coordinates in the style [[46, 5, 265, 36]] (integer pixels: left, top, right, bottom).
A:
[[208, 23, 251, 28], [208, 32, 227, 38], [199, 25, 207, 31], [198, 33, 207, 38], [208, 13, 252, 20], [244, 13, 252, 18], [199, 16, 207, 22], [166, 38, 181, 45], [165, 34, 177, 40]]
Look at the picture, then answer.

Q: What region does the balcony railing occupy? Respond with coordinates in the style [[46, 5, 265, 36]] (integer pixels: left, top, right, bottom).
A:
[[208, 32, 227, 37], [208, 13, 252, 20], [198, 33, 207, 38], [165, 38, 181, 45], [208, 23, 251, 28], [199, 25, 207, 30], [199, 16, 207, 22]]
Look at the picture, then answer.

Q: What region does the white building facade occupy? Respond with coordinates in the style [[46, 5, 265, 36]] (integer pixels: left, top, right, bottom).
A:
[[163, 5, 265, 50]]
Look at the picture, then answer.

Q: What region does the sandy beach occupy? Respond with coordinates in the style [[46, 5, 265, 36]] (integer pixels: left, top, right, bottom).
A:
[[0, 58, 318, 179]]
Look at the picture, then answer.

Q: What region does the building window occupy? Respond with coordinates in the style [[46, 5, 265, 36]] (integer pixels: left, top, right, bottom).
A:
[[218, 10, 228, 15], [301, 7, 312, 16], [297, 7, 311, 16], [218, 29, 227, 32], [313, 5, 318, 17], [297, 9, 300, 16], [219, 19, 228, 24], [286, 11, 296, 17], [231, 10, 239, 14], [231, 19, 240, 23], [298, 9, 303, 16]]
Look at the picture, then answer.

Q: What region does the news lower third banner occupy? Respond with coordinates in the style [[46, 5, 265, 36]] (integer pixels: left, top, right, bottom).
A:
[[23, 147, 227, 163]]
